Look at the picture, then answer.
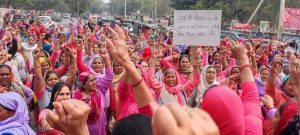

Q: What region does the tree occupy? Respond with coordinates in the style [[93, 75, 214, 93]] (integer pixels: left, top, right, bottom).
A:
[[88, 0, 106, 14], [156, 0, 172, 17], [62, 0, 94, 15], [170, 0, 197, 10]]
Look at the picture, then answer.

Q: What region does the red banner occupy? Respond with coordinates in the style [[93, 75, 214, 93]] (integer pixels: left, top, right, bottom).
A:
[[232, 23, 252, 30], [284, 8, 300, 30]]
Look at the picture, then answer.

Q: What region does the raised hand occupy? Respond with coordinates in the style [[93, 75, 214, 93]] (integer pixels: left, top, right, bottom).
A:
[[106, 25, 131, 66], [46, 99, 90, 135], [69, 49, 77, 59], [229, 41, 248, 61], [289, 54, 300, 98], [271, 55, 282, 70], [261, 95, 274, 109], [99, 48, 108, 59], [152, 103, 219, 135], [51, 43, 60, 52], [190, 46, 199, 66], [32, 48, 41, 60]]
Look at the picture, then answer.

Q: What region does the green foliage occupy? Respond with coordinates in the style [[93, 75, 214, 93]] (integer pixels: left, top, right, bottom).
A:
[[171, 0, 300, 25], [61, 0, 93, 15]]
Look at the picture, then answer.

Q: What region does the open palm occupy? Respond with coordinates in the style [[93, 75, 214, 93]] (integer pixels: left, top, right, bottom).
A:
[[106, 25, 131, 65]]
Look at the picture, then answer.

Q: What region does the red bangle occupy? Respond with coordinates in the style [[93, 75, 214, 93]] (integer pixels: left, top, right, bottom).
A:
[[270, 68, 277, 74], [132, 78, 144, 87], [239, 64, 251, 72]]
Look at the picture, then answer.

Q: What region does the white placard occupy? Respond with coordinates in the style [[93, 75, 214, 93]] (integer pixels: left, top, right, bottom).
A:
[[173, 10, 222, 46], [260, 21, 270, 33]]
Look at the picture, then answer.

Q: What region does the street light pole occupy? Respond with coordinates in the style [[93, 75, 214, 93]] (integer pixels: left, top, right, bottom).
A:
[[77, 0, 79, 17], [278, 0, 286, 40], [124, 0, 127, 18], [154, 0, 157, 22]]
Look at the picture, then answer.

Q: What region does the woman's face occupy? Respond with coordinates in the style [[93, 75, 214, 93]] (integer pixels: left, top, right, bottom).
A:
[[141, 61, 149, 71], [0, 67, 11, 87], [130, 52, 138, 63], [179, 57, 190, 70], [206, 67, 216, 85], [60, 52, 66, 64], [92, 58, 104, 73], [260, 69, 269, 82], [0, 51, 6, 60], [128, 45, 135, 53], [0, 105, 15, 122], [28, 36, 36, 46], [4, 32, 11, 41], [213, 63, 222, 73], [46, 73, 59, 87], [259, 65, 267, 72], [155, 61, 161, 72], [286, 51, 292, 59], [41, 61, 50, 74], [230, 67, 240, 80], [55, 86, 71, 102], [39, 52, 47, 58], [57, 35, 64, 43], [15, 28, 20, 34], [283, 79, 295, 97], [213, 53, 220, 61], [84, 75, 96, 92], [92, 44, 99, 54], [165, 72, 176, 87], [113, 62, 124, 75]]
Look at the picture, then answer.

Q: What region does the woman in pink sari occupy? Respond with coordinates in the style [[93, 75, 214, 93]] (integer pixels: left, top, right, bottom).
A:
[[202, 41, 263, 135], [148, 47, 200, 105], [160, 54, 193, 84]]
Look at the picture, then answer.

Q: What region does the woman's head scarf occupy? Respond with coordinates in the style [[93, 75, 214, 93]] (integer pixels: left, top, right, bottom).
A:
[[87, 56, 105, 78], [0, 92, 35, 134], [78, 71, 93, 89], [196, 65, 219, 102], [162, 68, 185, 105], [202, 85, 245, 135], [112, 60, 124, 84], [275, 101, 298, 135]]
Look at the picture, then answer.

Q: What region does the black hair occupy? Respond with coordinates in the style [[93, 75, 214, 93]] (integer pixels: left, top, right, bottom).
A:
[[44, 33, 52, 40], [179, 54, 190, 63], [0, 64, 11, 73], [77, 35, 83, 39], [46, 82, 70, 110], [138, 60, 148, 65], [212, 51, 220, 59], [28, 35, 36, 40], [277, 102, 299, 135], [45, 70, 59, 81], [279, 102, 289, 116], [40, 50, 50, 58], [57, 33, 65, 38], [112, 114, 152, 135]]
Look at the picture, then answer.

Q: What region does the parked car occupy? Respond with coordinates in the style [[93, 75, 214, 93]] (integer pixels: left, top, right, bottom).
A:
[[71, 14, 77, 17], [13, 15, 26, 23], [63, 13, 71, 18], [221, 30, 250, 41], [52, 14, 62, 22], [38, 16, 57, 28]]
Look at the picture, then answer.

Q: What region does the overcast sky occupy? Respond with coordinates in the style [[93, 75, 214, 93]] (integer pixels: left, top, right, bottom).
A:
[[102, 0, 110, 3]]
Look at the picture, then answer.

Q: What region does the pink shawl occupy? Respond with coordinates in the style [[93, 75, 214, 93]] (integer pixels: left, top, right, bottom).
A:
[[202, 85, 245, 135], [162, 68, 184, 105]]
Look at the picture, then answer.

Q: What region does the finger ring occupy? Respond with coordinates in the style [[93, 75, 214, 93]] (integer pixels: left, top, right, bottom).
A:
[[187, 108, 193, 114]]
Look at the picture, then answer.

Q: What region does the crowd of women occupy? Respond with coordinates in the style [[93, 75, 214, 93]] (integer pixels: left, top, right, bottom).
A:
[[1, 13, 300, 135]]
